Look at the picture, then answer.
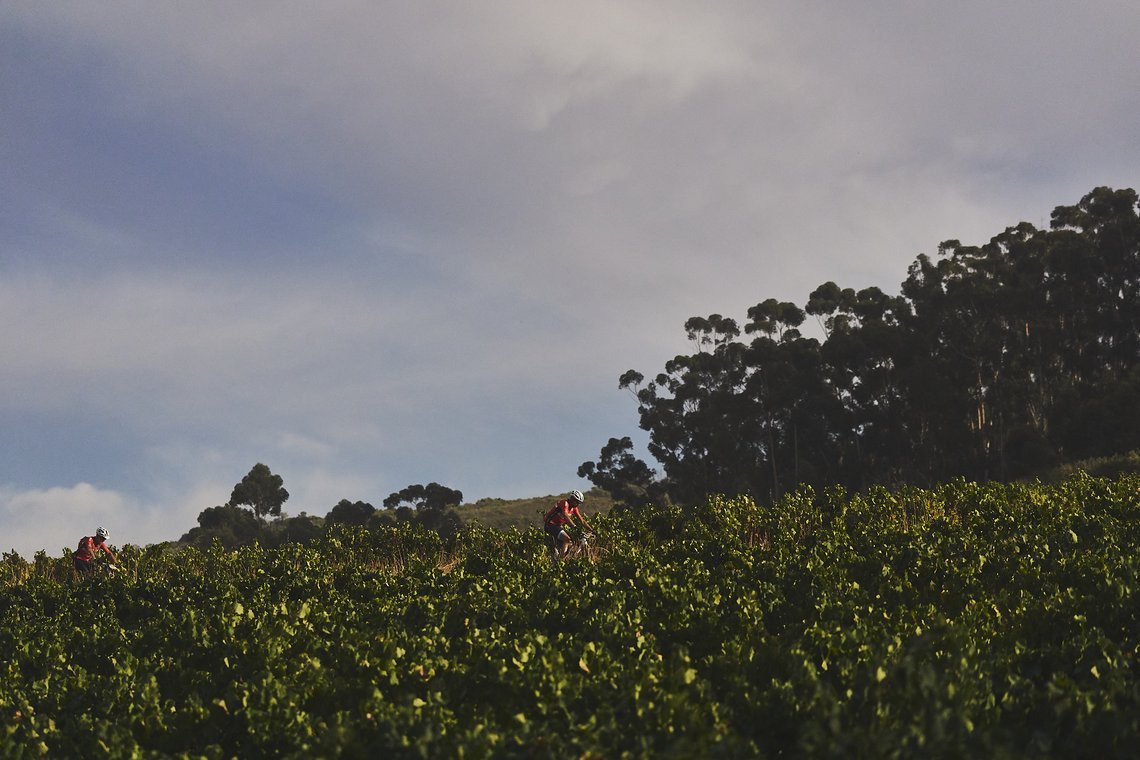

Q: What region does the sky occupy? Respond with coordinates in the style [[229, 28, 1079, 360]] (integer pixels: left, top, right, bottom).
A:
[[3, 2, 1139, 557]]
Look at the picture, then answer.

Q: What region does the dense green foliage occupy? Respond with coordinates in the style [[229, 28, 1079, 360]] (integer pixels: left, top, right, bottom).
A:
[[3, 475, 1138, 757], [584, 187, 1140, 506]]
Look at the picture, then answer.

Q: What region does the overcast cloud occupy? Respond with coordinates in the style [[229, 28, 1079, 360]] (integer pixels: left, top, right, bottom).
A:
[[3, 2, 1138, 556]]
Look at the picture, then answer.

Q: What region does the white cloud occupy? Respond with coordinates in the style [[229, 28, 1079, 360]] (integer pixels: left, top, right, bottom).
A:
[[0, 483, 131, 557]]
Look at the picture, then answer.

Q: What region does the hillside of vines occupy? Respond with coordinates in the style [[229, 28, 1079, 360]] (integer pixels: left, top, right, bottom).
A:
[[3, 474, 1138, 757]]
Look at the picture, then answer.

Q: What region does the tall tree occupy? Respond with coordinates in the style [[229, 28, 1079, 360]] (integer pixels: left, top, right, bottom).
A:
[[227, 463, 290, 519], [1050, 187, 1140, 383], [578, 436, 666, 509]]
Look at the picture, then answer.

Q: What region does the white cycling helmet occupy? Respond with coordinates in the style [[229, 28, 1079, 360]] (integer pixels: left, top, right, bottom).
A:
[[569, 490, 584, 504], [96, 526, 109, 538]]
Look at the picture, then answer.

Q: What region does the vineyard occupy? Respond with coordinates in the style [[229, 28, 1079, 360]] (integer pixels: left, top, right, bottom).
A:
[[3, 475, 1139, 758]]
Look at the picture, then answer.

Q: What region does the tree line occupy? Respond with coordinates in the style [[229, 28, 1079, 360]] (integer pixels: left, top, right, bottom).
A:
[[580, 186, 1140, 507], [179, 463, 464, 549]]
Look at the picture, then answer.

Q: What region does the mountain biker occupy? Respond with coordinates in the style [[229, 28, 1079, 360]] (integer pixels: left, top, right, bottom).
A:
[[74, 527, 119, 575], [543, 490, 594, 559]]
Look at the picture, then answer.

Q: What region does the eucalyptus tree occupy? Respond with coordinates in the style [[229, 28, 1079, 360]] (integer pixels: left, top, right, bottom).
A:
[[584, 186, 1140, 504], [227, 463, 290, 519], [742, 298, 838, 497], [1049, 187, 1140, 384], [1047, 187, 1140, 458], [612, 314, 756, 505], [608, 305, 844, 505], [809, 283, 912, 485], [577, 436, 666, 510]]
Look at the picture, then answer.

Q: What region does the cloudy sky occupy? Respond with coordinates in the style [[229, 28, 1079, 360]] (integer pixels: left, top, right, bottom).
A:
[[3, 2, 1138, 556]]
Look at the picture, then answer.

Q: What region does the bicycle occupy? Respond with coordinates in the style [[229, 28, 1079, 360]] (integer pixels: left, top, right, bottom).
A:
[[550, 528, 597, 562], [75, 560, 122, 580]]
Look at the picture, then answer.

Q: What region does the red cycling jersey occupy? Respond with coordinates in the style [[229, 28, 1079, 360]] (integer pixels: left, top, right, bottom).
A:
[[544, 499, 581, 527], [74, 536, 114, 562]]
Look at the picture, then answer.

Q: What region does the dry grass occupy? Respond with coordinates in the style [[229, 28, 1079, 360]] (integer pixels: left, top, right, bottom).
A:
[[455, 488, 615, 531]]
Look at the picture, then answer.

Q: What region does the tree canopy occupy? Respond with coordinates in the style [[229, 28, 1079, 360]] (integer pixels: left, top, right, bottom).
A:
[[383, 483, 464, 512], [325, 499, 377, 527], [582, 186, 1140, 506], [226, 463, 290, 519], [382, 483, 464, 537]]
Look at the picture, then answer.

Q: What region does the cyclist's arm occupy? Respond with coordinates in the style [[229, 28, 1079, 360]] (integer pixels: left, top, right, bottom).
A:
[[100, 543, 118, 564]]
